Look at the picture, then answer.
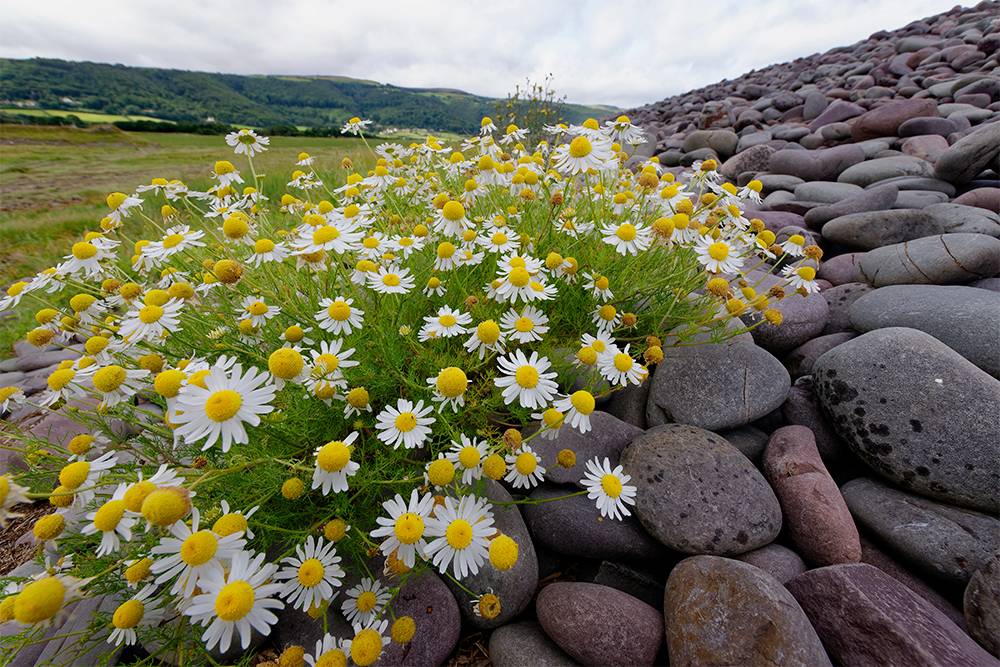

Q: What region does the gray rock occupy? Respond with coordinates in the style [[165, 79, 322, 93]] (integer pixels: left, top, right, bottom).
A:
[[757, 173, 805, 193], [769, 144, 865, 181], [805, 184, 899, 230], [537, 582, 663, 666], [855, 233, 1000, 286], [850, 99, 940, 140], [786, 332, 857, 379], [490, 621, 577, 667], [936, 120, 1000, 183], [621, 424, 782, 555], [743, 274, 829, 353], [925, 203, 1000, 237], [965, 552, 1000, 658], [850, 285, 1000, 377], [717, 425, 769, 464], [682, 130, 739, 160], [821, 282, 873, 334], [593, 561, 665, 609], [838, 156, 935, 187], [813, 328, 1000, 513], [782, 376, 860, 475], [719, 144, 775, 180], [787, 563, 999, 667], [893, 189, 949, 208], [526, 411, 641, 487], [900, 135, 950, 163], [809, 100, 866, 131], [824, 209, 982, 249], [817, 252, 864, 285], [7, 349, 79, 372], [803, 92, 829, 121], [898, 116, 959, 137], [646, 342, 790, 432], [793, 181, 863, 203], [842, 478, 1000, 587], [603, 381, 649, 430], [523, 485, 666, 561], [665, 556, 831, 667], [734, 544, 808, 584], [379, 570, 461, 667]]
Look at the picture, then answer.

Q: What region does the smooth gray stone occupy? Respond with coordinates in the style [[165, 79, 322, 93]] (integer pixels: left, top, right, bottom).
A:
[[855, 233, 1000, 286], [838, 156, 935, 187]]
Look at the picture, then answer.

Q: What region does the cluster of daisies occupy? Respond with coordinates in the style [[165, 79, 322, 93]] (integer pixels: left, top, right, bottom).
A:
[[0, 113, 817, 663]]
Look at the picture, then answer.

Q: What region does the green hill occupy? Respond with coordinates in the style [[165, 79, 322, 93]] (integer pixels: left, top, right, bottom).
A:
[[0, 58, 617, 134]]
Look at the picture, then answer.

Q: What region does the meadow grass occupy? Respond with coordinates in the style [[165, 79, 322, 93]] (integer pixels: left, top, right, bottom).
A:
[[0, 124, 375, 353], [0, 108, 172, 123]]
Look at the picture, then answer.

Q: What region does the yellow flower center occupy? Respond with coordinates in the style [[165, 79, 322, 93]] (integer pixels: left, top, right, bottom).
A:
[[796, 266, 817, 280], [59, 461, 90, 490], [458, 446, 481, 469], [112, 599, 145, 629], [314, 353, 340, 374], [570, 390, 595, 415], [214, 580, 255, 621], [33, 513, 66, 541], [297, 558, 326, 587], [14, 577, 65, 624], [601, 474, 623, 498], [394, 412, 417, 432], [514, 365, 539, 389], [213, 513, 247, 537], [316, 649, 348, 667], [154, 369, 185, 398], [350, 628, 383, 667], [317, 441, 351, 472], [477, 320, 501, 344], [577, 346, 598, 365], [438, 314, 457, 327], [514, 317, 534, 333], [391, 616, 416, 644], [615, 223, 637, 241], [427, 459, 455, 486], [92, 365, 127, 393], [613, 353, 634, 372], [255, 238, 276, 254], [441, 201, 465, 221], [445, 519, 473, 549], [204, 389, 242, 422], [124, 558, 152, 584], [569, 136, 593, 158], [162, 234, 184, 249], [394, 512, 425, 544], [328, 301, 351, 321], [598, 304, 617, 321], [508, 267, 530, 287], [356, 590, 378, 613], [708, 242, 729, 261], [247, 301, 268, 316], [435, 367, 468, 397], [489, 534, 519, 571], [313, 226, 341, 244], [543, 408, 564, 428], [515, 452, 537, 475], [72, 242, 98, 260], [346, 387, 369, 408], [180, 530, 219, 566], [93, 499, 126, 532], [268, 348, 304, 379], [141, 487, 190, 527]]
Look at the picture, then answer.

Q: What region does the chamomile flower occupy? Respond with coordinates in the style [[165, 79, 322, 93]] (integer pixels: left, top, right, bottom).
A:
[[1, 475, 30, 528], [504, 445, 546, 489], [10, 573, 84, 627], [306, 634, 351, 667], [348, 617, 391, 667], [554, 134, 613, 174], [282, 323, 314, 347], [183, 550, 284, 653], [783, 264, 820, 294], [370, 488, 435, 567], [294, 220, 363, 256], [59, 238, 116, 278], [500, 305, 549, 343], [105, 191, 143, 224], [342, 116, 372, 135], [309, 339, 359, 382], [426, 366, 469, 411], [695, 235, 744, 274], [532, 407, 566, 440], [779, 234, 807, 257], [445, 434, 488, 484], [151, 507, 246, 596], [434, 200, 471, 237], [604, 115, 646, 146], [276, 535, 345, 612], [107, 584, 166, 646], [464, 319, 505, 360], [375, 399, 435, 449], [424, 495, 495, 579], [82, 484, 137, 557], [55, 451, 118, 508], [312, 431, 361, 494], [598, 344, 648, 387], [342, 577, 392, 626], [592, 304, 621, 333], [419, 305, 472, 341], [211, 500, 258, 540], [479, 228, 520, 254], [146, 225, 206, 261], [247, 238, 290, 266], [583, 272, 614, 300], [554, 390, 597, 434], [495, 350, 559, 409], [602, 222, 652, 256], [581, 457, 637, 520], [368, 265, 415, 294], [172, 361, 277, 452], [238, 296, 280, 327], [225, 128, 270, 157], [316, 296, 364, 335], [119, 298, 183, 342], [0, 385, 25, 414]]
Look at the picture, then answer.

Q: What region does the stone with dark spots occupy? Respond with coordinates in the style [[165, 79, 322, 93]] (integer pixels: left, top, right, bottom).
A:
[[805, 183, 899, 230], [838, 155, 935, 188], [620, 424, 782, 555], [788, 563, 1000, 667], [936, 120, 1000, 184], [850, 285, 1000, 377], [813, 328, 1000, 512], [786, 332, 857, 379], [664, 556, 831, 667], [378, 570, 461, 667], [763, 426, 861, 566], [850, 98, 939, 140], [536, 582, 663, 666], [855, 233, 1000, 287], [782, 377, 860, 476], [965, 551, 1000, 658], [841, 478, 1000, 586], [525, 411, 642, 487], [734, 543, 808, 584], [523, 484, 667, 562], [489, 621, 577, 667], [821, 282, 872, 334]]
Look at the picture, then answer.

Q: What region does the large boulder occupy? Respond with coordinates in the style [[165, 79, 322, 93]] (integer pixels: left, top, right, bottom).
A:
[[788, 564, 999, 667], [812, 328, 1000, 513], [768, 144, 865, 181], [855, 233, 1000, 287], [838, 156, 935, 188], [823, 207, 1000, 249], [850, 98, 939, 140], [664, 556, 831, 667], [935, 120, 1000, 183], [621, 424, 782, 555]]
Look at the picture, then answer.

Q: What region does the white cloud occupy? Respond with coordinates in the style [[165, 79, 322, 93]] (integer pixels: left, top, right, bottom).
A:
[[0, 0, 968, 107]]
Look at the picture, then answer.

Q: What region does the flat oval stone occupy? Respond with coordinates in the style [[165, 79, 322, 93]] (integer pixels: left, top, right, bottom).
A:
[[621, 424, 782, 555], [855, 233, 1000, 287], [664, 556, 831, 667]]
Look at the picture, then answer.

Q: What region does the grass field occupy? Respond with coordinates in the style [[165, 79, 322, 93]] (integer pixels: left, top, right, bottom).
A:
[[0, 124, 377, 353], [0, 107, 173, 123]]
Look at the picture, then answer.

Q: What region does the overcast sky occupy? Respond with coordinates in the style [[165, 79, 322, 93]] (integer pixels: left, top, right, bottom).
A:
[[0, 0, 967, 108]]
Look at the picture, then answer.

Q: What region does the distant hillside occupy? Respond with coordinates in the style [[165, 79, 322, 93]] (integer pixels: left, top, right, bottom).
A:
[[0, 58, 616, 134]]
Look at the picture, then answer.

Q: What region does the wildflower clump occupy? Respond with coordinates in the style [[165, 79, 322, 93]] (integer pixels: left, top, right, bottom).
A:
[[0, 115, 814, 660]]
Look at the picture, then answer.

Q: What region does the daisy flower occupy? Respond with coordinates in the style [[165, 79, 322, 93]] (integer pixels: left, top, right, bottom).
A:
[[276, 535, 345, 612], [118, 298, 183, 343], [172, 361, 277, 452], [145, 225, 206, 261], [225, 128, 270, 157], [212, 160, 243, 187], [294, 220, 363, 256], [388, 234, 425, 257], [423, 495, 495, 579], [479, 228, 520, 254], [598, 344, 648, 387], [783, 264, 820, 294], [368, 265, 415, 294], [434, 200, 471, 237], [212, 500, 259, 540], [445, 435, 488, 484], [341, 577, 391, 626], [82, 484, 137, 557], [309, 339, 359, 382], [312, 431, 361, 495], [694, 235, 744, 274], [464, 319, 505, 360], [602, 222, 652, 256], [55, 451, 118, 508], [105, 191, 143, 224], [504, 445, 546, 489], [342, 116, 372, 135], [238, 296, 280, 327], [247, 238, 290, 266], [151, 507, 246, 596], [58, 238, 116, 278], [10, 573, 85, 627], [495, 350, 559, 409], [316, 296, 364, 335], [107, 584, 166, 647], [500, 305, 549, 344], [370, 488, 436, 568], [426, 366, 469, 412], [183, 550, 284, 653], [583, 272, 613, 300], [306, 634, 350, 667], [0, 385, 26, 414], [592, 303, 621, 333], [348, 618, 391, 667], [779, 234, 807, 257], [423, 276, 447, 297], [581, 457, 637, 520], [375, 399, 435, 450], [554, 135, 613, 174], [604, 115, 646, 146], [531, 407, 566, 440], [554, 390, 597, 434], [419, 305, 472, 341]]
